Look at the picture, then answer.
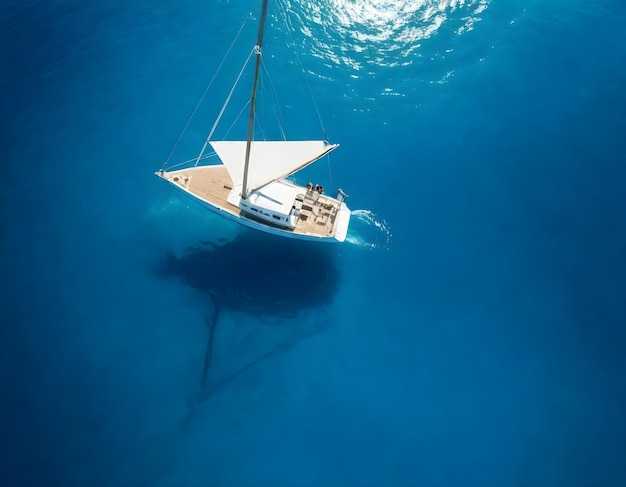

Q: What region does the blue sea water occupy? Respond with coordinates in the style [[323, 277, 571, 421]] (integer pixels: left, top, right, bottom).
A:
[[2, 0, 626, 486]]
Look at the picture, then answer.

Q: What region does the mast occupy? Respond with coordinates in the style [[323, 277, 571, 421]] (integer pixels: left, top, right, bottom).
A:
[[241, 0, 269, 200]]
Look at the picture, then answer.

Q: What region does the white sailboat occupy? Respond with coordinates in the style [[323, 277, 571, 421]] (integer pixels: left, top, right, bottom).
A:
[[156, 0, 351, 243]]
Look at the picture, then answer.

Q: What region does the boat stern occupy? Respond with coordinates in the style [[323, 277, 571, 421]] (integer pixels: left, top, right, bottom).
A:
[[333, 202, 351, 242]]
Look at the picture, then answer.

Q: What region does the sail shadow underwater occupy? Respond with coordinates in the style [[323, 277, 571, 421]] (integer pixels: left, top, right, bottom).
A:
[[153, 233, 341, 411]]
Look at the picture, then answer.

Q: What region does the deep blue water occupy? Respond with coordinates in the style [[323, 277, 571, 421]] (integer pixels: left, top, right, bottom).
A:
[[2, 1, 626, 486]]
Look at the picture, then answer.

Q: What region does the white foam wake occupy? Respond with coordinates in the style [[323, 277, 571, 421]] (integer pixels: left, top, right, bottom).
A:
[[346, 209, 392, 250]]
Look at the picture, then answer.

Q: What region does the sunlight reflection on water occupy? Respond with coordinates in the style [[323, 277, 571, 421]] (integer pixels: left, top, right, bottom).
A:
[[282, 0, 490, 73]]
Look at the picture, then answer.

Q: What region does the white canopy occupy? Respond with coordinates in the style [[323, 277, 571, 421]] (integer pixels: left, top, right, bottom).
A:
[[210, 140, 338, 193]]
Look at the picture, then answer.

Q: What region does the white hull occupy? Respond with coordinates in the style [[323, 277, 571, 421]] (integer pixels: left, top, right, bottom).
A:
[[156, 166, 350, 243]]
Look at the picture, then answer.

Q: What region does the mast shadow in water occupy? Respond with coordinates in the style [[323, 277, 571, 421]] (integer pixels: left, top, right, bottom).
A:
[[154, 232, 341, 408]]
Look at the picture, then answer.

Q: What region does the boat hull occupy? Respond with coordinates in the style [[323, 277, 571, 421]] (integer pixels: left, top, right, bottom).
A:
[[156, 167, 350, 243]]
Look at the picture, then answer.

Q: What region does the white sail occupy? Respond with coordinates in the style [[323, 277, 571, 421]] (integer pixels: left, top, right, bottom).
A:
[[210, 140, 338, 193]]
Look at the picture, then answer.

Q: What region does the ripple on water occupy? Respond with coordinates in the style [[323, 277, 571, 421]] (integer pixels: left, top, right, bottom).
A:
[[347, 209, 393, 250], [281, 0, 490, 74]]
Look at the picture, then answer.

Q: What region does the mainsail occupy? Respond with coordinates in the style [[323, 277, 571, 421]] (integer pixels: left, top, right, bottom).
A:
[[210, 140, 338, 193]]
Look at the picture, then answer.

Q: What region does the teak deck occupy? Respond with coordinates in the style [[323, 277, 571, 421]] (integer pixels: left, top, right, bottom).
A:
[[159, 165, 340, 237]]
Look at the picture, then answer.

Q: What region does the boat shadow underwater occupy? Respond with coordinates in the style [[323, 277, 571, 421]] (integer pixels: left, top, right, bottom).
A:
[[153, 232, 341, 405], [155, 232, 340, 315]]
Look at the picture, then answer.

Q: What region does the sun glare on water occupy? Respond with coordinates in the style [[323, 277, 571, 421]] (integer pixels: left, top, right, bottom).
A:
[[283, 0, 490, 71]]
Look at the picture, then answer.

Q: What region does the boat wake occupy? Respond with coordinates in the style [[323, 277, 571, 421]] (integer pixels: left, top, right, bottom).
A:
[[346, 209, 392, 250]]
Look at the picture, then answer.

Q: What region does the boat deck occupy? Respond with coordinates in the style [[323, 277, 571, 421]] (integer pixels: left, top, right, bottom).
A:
[[160, 165, 239, 214], [157, 165, 341, 238]]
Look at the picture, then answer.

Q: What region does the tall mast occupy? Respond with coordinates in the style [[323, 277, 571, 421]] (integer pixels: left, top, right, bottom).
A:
[[241, 0, 268, 200]]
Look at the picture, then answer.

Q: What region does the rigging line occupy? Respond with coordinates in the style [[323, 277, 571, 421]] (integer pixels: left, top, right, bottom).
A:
[[327, 153, 333, 189], [167, 153, 216, 171], [260, 57, 287, 141], [162, 8, 252, 171], [223, 99, 251, 140], [194, 46, 256, 167], [253, 74, 265, 140], [206, 46, 255, 143], [275, 0, 330, 142]]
